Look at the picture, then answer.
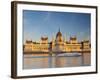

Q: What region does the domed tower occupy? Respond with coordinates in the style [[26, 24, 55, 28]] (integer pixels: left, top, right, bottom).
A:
[[55, 28, 64, 52], [56, 28, 63, 44]]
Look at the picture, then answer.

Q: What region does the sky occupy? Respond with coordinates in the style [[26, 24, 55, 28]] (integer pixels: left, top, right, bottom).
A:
[[23, 10, 91, 43]]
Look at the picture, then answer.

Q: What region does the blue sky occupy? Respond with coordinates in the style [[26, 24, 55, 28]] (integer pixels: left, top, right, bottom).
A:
[[23, 10, 90, 43]]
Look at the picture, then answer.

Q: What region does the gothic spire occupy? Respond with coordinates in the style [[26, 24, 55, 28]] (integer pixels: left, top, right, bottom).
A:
[[59, 27, 60, 32]]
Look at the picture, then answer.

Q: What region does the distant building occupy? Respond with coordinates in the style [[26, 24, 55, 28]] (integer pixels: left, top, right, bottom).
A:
[[24, 29, 90, 53]]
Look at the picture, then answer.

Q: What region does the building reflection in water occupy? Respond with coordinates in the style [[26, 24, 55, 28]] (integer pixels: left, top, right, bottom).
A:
[[23, 53, 90, 69]]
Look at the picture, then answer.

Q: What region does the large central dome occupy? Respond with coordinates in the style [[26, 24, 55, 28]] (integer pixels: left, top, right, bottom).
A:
[[56, 28, 63, 42], [56, 28, 62, 38]]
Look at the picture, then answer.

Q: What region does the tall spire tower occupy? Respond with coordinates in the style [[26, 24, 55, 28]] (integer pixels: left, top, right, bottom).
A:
[[59, 27, 60, 32], [52, 34, 55, 42], [65, 33, 67, 42]]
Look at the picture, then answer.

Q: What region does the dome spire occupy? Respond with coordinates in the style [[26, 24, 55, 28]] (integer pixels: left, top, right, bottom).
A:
[[56, 27, 62, 38], [59, 27, 60, 32]]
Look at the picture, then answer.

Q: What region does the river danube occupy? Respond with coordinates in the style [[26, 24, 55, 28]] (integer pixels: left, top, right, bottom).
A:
[[23, 53, 90, 69]]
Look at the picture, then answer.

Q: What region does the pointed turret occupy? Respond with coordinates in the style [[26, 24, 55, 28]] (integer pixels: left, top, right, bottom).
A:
[[52, 34, 55, 42], [56, 28, 62, 38]]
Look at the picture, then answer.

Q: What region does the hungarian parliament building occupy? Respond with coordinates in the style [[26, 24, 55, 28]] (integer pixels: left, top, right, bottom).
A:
[[24, 29, 91, 53]]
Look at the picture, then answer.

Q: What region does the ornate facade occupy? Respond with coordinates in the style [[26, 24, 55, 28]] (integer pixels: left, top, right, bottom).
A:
[[24, 29, 90, 53]]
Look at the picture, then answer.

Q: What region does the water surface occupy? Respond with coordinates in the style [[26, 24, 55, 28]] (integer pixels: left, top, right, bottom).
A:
[[23, 53, 91, 69]]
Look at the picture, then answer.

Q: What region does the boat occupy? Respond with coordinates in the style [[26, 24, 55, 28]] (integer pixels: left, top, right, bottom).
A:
[[57, 53, 82, 57]]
